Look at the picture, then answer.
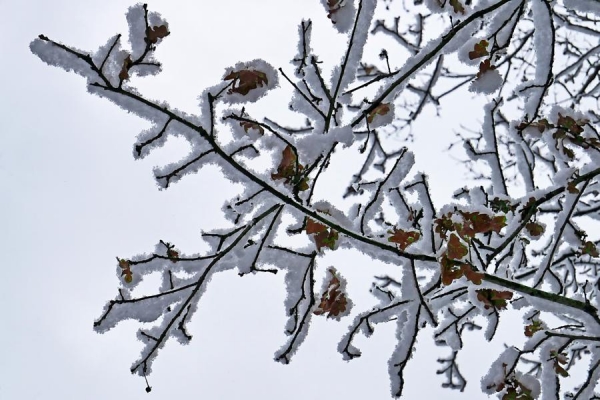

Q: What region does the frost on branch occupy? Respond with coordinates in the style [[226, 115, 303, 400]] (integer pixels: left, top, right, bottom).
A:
[[32, 0, 600, 398]]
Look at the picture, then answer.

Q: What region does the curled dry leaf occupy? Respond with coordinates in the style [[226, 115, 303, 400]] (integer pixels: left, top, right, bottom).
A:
[[388, 228, 420, 251], [550, 350, 570, 377], [557, 113, 585, 135], [146, 25, 170, 44], [476, 59, 496, 79], [118, 258, 133, 283], [449, 0, 465, 14], [462, 265, 484, 285], [468, 40, 489, 60], [524, 320, 544, 337], [314, 267, 349, 318], [305, 218, 339, 251], [271, 146, 297, 181], [490, 198, 515, 213], [518, 118, 553, 134], [496, 375, 537, 400], [361, 63, 377, 75], [224, 69, 269, 96], [306, 218, 328, 235], [367, 103, 390, 124], [581, 241, 599, 258], [476, 289, 513, 310], [460, 212, 506, 238], [440, 255, 483, 285], [447, 233, 468, 260], [326, 0, 344, 21], [239, 121, 264, 135], [567, 181, 580, 194], [525, 222, 545, 238], [435, 210, 506, 240], [119, 55, 133, 81], [167, 248, 179, 263], [271, 146, 309, 191]]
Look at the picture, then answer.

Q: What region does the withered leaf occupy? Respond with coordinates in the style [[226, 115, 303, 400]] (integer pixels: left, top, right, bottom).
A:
[[314, 268, 349, 318], [146, 25, 170, 44], [362, 64, 377, 75], [524, 320, 543, 337], [581, 241, 599, 258], [239, 121, 264, 135], [449, 0, 465, 14], [271, 146, 298, 181], [119, 55, 133, 81], [460, 212, 506, 238], [224, 69, 269, 96], [461, 264, 484, 285], [314, 229, 338, 251], [468, 40, 489, 60], [447, 233, 468, 260], [271, 146, 309, 191], [439, 256, 482, 285], [306, 218, 338, 251], [550, 351, 570, 377], [476, 289, 513, 310], [167, 248, 179, 263], [326, 0, 344, 21], [567, 181, 580, 194], [525, 222, 545, 238], [118, 258, 133, 283], [476, 59, 496, 79], [388, 228, 421, 251], [367, 103, 391, 124], [306, 218, 327, 235], [440, 256, 464, 285]]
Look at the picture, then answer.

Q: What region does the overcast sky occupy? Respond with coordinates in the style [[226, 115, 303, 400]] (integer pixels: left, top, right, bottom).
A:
[[0, 1, 521, 399]]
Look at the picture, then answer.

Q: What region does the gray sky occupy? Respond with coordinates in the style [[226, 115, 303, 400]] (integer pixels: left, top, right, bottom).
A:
[[1, 1, 509, 399]]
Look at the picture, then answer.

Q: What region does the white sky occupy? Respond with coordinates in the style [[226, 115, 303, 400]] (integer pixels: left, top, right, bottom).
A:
[[0, 1, 532, 399]]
